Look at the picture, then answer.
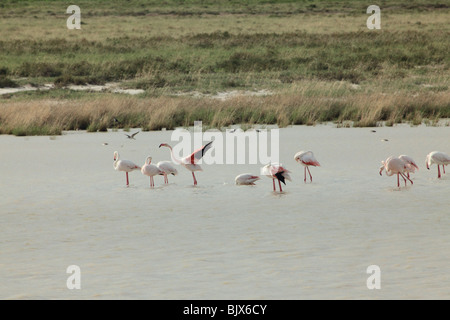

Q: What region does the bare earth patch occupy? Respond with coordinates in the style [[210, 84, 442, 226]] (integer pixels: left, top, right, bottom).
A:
[[173, 89, 273, 100], [0, 83, 145, 96]]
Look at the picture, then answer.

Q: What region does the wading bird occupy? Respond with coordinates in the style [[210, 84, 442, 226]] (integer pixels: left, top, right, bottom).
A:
[[294, 151, 320, 182], [159, 141, 213, 186], [235, 173, 260, 185], [113, 151, 140, 186], [398, 155, 419, 178], [261, 163, 291, 192], [426, 151, 450, 179], [156, 161, 178, 184], [141, 156, 163, 188], [379, 156, 413, 187]]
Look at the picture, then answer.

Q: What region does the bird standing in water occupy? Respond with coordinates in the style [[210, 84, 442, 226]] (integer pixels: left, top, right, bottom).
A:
[[113, 151, 140, 186], [159, 141, 213, 186], [261, 163, 291, 192]]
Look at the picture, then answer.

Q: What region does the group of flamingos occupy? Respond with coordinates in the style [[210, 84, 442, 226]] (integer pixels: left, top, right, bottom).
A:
[[113, 141, 450, 191]]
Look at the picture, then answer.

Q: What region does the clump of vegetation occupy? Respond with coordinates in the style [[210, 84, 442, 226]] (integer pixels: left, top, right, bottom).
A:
[[0, 76, 18, 88]]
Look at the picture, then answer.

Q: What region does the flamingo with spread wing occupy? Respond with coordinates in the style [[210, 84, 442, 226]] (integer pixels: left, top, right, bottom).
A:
[[159, 141, 213, 185]]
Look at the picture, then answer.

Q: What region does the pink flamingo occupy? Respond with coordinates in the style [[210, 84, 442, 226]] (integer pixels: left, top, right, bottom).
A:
[[235, 173, 260, 185], [379, 156, 413, 187], [141, 156, 163, 188], [159, 141, 213, 185], [426, 151, 450, 179], [261, 162, 291, 192], [399, 155, 419, 178], [113, 151, 140, 186], [294, 151, 320, 182], [156, 161, 178, 184]]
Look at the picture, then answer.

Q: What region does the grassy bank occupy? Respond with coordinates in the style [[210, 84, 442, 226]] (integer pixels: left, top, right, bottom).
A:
[[0, 0, 449, 135], [1, 86, 448, 136]]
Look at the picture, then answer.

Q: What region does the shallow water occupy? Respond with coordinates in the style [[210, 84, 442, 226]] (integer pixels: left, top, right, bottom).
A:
[[0, 124, 449, 299]]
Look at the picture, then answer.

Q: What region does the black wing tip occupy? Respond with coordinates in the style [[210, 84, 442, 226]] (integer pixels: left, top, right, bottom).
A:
[[275, 172, 286, 185]]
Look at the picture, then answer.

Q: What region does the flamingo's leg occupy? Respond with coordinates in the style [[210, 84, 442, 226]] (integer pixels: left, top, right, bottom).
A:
[[443, 165, 446, 174], [126, 172, 129, 186], [165, 173, 168, 184], [397, 173, 400, 187], [273, 179, 276, 191], [307, 167, 313, 182], [278, 180, 283, 192], [402, 172, 413, 185], [438, 165, 441, 179], [192, 172, 197, 185], [400, 173, 407, 186], [400, 172, 412, 186], [304, 167, 307, 183]]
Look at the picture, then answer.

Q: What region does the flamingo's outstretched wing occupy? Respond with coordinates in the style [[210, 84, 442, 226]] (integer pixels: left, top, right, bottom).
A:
[[187, 141, 213, 163], [131, 131, 140, 138]]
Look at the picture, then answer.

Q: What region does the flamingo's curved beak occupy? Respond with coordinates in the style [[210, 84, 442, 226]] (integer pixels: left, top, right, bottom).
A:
[[159, 143, 164, 148]]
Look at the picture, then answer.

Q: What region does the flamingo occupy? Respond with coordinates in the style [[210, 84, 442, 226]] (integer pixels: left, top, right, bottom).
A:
[[159, 141, 213, 185], [261, 163, 291, 192], [141, 156, 163, 187], [398, 155, 419, 178], [294, 151, 320, 182], [426, 151, 450, 179], [235, 173, 260, 185], [156, 161, 178, 184], [113, 151, 140, 186], [379, 156, 413, 187]]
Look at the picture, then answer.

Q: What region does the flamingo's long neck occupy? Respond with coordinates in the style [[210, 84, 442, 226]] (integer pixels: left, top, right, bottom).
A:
[[114, 153, 120, 169], [165, 145, 182, 165]]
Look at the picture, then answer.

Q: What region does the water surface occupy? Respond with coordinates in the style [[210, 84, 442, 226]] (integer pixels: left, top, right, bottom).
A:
[[0, 124, 449, 299]]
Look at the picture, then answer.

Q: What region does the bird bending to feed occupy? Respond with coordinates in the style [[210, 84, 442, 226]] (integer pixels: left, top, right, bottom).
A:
[[294, 151, 320, 182], [159, 141, 213, 185], [426, 151, 450, 179], [125, 131, 140, 139], [398, 155, 419, 178], [113, 151, 140, 186], [235, 173, 260, 185], [156, 161, 178, 184], [379, 156, 413, 187], [141, 156, 163, 187], [261, 163, 291, 192]]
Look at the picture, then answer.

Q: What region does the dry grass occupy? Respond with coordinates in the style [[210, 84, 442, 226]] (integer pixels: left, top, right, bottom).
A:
[[1, 89, 448, 135]]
